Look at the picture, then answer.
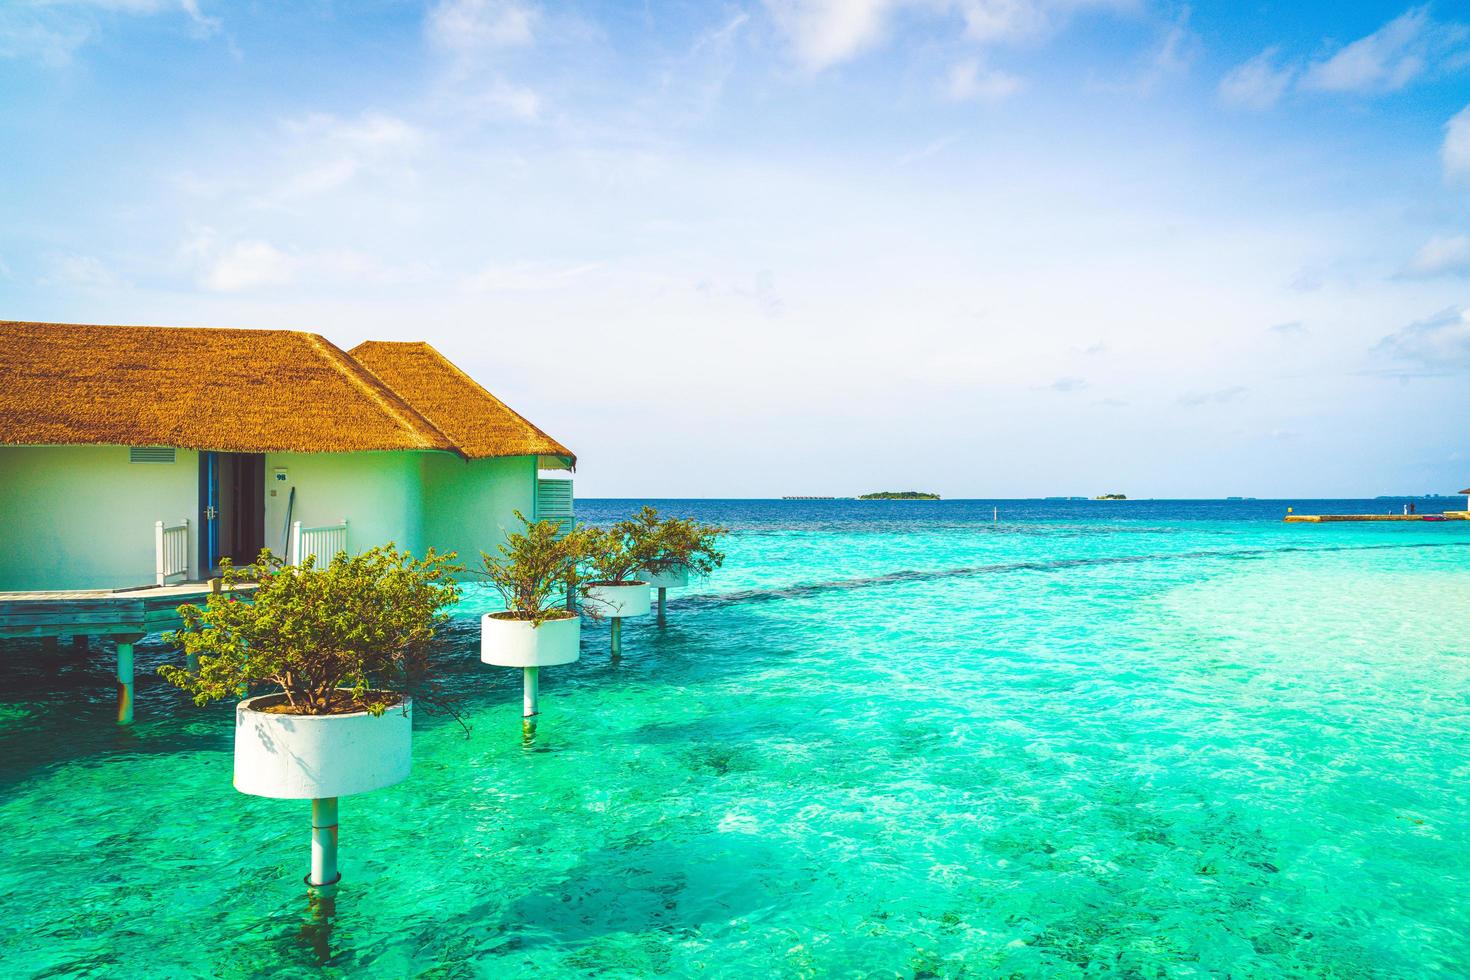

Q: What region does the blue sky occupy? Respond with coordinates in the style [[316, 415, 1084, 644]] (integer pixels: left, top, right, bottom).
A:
[[2, 1, 1468, 497]]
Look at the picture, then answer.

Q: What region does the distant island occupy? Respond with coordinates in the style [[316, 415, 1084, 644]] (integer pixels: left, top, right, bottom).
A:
[[859, 491, 940, 500], [1094, 493, 1127, 500]]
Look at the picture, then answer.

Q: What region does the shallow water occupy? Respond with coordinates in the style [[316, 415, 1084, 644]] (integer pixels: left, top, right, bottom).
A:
[[2, 499, 1468, 977]]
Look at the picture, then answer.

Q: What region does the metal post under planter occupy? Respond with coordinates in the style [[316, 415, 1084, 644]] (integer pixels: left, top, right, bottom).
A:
[[657, 588, 667, 626], [522, 666, 540, 718], [114, 633, 144, 725], [310, 797, 340, 896], [610, 618, 622, 660], [521, 666, 540, 740]]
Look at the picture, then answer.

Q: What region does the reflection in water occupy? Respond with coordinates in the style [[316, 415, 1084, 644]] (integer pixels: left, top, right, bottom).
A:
[[299, 889, 336, 965]]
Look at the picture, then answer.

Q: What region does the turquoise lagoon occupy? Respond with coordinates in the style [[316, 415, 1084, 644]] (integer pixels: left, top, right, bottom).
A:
[[1, 499, 1468, 976]]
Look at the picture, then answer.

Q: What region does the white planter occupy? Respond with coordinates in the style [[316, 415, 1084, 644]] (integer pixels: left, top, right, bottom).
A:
[[481, 612, 581, 667], [234, 694, 412, 800], [642, 565, 689, 589], [583, 581, 652, 618]]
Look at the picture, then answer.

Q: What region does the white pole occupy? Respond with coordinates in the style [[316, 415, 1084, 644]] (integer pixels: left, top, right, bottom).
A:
[[154, 520, 166, 586], [522, 666, 539, 718], [116, 641, 134, 725], [290, 521, 303, 566], [309, 797, 340, 896], [993, 507, 998, 523]]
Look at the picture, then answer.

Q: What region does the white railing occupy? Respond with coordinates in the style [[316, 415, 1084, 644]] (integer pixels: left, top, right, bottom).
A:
[[155, 518, 190, 586], [290, 519, 348, 567]]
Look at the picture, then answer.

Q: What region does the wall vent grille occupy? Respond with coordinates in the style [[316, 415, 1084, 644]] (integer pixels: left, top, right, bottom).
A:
[[535, 478, 574, 534], [129, 446, 177, 464]]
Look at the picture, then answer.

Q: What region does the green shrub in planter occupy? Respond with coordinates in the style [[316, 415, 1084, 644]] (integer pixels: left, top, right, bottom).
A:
[[160, 545, 463, 716]]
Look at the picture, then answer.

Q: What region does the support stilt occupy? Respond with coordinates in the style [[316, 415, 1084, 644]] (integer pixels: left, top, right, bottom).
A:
[[522, 666, 539, 718], [72, 634, 89, 651], [116, 639, 136, 725], [309, 797, 340, 897], [42, 635, 58, 653], [611, 618, 622, 661], [657, 587, 667, 626]]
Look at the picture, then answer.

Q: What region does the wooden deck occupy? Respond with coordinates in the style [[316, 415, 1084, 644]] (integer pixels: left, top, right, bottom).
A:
[[0, 581, 253, 724], [0, 582, 230, 640]]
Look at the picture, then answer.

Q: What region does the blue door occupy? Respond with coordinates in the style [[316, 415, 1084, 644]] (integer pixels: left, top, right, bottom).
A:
[[199, 451, 220, 572]]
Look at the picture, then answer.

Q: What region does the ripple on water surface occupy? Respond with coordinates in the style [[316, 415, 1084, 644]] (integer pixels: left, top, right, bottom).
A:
[[1, 501, 1467, 976]]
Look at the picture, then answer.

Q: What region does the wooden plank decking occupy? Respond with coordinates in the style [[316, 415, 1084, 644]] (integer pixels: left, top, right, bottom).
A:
[[0, 582, 240, 639]]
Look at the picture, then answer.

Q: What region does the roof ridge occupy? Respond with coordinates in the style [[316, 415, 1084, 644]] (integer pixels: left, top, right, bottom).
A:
[[348, 339, 573, 462], [304, 334, 459, 454], [410, 342, 566, 448]]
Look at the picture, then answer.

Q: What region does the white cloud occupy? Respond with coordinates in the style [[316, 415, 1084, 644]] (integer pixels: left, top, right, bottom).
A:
[[1218, 47, 1294, 109], [764, 0, 895, 71], [897, 132, 958, 165], [1300, 6, 1433, 93], [1091, 8, 1194, 95], [1375, 306, 1470, 370], [1178, 385, 1247, 406], [202, 240, 295, 291], [426, 0, 536, 53], [465, 260, 599, 292], [261, 112, 423, 204], [944, 56, 1022, 101], [1444, 104, 1470, 182], [765, 0, 1132, 71], [61, 0, 216, 32], [187, 231, 427, 292], [1137, 12, 1193, 90], [0, 0, 217, 64], [1405, 235, 1470, 277], [958, 0, 1133, 45], [477, 78, 542, 119], [38, 253, 123, 289]]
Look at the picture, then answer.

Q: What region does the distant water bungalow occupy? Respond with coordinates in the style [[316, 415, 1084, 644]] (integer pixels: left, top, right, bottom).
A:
[[0, 321, 575, 593], [0, 321, 576, 721]]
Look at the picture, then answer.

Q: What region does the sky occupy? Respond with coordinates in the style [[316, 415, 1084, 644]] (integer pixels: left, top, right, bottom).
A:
[[2, 0, 1468, 498]]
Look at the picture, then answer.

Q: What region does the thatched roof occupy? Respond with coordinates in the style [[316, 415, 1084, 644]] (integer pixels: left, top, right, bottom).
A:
[[0, 321, 571, 461], [351, 341, 574, 463]]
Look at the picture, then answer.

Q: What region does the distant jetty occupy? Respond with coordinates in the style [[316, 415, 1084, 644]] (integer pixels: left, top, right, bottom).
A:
[[1286, 513, 1467, 523], [859, 491, 940, 500], [781, 495, 838, 500]]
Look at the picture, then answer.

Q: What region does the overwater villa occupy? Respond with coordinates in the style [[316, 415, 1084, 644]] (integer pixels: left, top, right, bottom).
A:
[[0, 320, 574, 591], [0, 320, 575, 717]]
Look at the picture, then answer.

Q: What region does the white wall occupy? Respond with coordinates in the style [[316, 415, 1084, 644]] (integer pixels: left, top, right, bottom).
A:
[[0, 445, 199, 591], [420, 454, 537, 567], [0, 447, 539, 591], [262, 451, 425, 561]]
